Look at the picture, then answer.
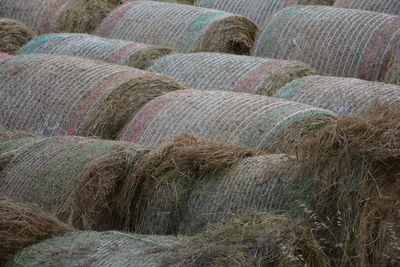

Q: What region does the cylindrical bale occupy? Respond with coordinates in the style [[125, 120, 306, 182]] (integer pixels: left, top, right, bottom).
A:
[[95, 1, 258, 55], [147, 52, 315, 95], [196, 0, 335, 28], [18, 33, 175, 70], [118, 90, 337, 153], [274, 75, 400, 115], [156, 0, 195, 4], [0, 54, 185, 138], [0, 19, 35, 54], [253, 6, 400, 81], [0, 198, 73, 265], [0, 136, 151, 230], [334, 0, 400, 15], [385, 41, 400, 85], [0, 52, 16, 64]]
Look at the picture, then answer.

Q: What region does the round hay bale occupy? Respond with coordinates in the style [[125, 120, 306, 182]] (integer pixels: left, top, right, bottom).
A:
[[196, 0, 335, 29], [8, 214, 328, 267], [274, 75, 400, 115], [253, 6, 400, 81], [0, 198, 73, 265], [118, 89, 337, 153], [0, 54, 185, 138], [0, 52, 16, 64], [334, 0, 400, 15], [385, 40, 400, 85], [147, 52, 315, 95], [156, 0, 195, 4], [0, 136, 151, 230], [0, 19, 35, 54], [94, 1, 258, 55], [0, 130, 39, 143], [18, 33, 175, 70]]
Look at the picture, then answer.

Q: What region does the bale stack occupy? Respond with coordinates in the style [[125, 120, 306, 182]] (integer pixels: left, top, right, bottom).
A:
[[147, 52, 315, 95], [19, 33, 176, 70], [0, 0, 122, 34], [95, 1, 258, 55], [335, 0, 400, 15], [0, 135, 151, 230], [0, 19, 35, 54], [196, 0, 335, 29], [118, 90, 337, 153], [385, 40, 400, 85], [254, 6, 400, 81], [0, 54, 185, 138], [274, 75, 400, 115]]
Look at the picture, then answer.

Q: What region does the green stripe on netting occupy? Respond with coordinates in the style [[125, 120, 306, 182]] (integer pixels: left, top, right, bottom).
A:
[[177, 11, 231, 52], [18, 34, 62, 55], [275, 76, 319, 100]]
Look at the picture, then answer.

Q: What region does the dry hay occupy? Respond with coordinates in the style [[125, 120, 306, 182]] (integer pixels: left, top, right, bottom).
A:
[[385, 40, 400, 85], [118, 89, 337, 153], [0, 130, 39, 143], [275, 75, 400, 115], [7, 213, 328, 267], [0, 52, 16, 64], [95, 1, 258, 55], [0, 19, 35, 54], [0, 136, 151, 230], [254, 6, 400, 81], [298, 103, 400, 266], [0, 198, 73, 265], [196, 0, 334, 29], [0, 54, 185, 139], [147, 52, 315, 95], [335, 0, 400, 15], [18, 33, 175, 70]]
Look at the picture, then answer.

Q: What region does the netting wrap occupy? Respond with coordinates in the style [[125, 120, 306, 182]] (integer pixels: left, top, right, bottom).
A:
[[0, 53, 16, 64], [385, 40, 400, 85], [95, 1, 258, 54], [254, 6, 400, 81], [0, 54, 184, 138], [335, 0, 400, 15], [275, 75, 400, 115], [118, 90, 337, 153], [147, 52, 315, 95], [18, 33, 175, 69]]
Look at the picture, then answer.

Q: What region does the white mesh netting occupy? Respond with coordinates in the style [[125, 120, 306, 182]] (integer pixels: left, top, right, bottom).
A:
[[335, 0, 400, 15]]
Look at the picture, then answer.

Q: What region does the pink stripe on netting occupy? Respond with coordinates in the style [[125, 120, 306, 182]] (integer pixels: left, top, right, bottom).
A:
[[283, 0, 297, 8], [118, 91, 188, 142], [95, 1, 146, 37], [0, 53, 16, 64], [359, 16, 400, 81], [40, 0, 72, 33], [60, 71, 139, 135], [233, 60, 282, 93], [334, 0, 353, 7], [106, 42, 145, 64]]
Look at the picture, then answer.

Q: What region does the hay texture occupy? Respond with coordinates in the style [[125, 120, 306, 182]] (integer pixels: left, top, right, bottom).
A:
[[0, 19, 35, 54], [7, 214, 328, 267], [0, 198, 73, 265], [0, 53, 16, 64], [18, 33, 175, 70], [0, 130, 38, 143], [254, 6, 400, 81], [275, 75, 400, 115], [118, 90, 337, 153], [95, 1, 258, 55], [0, 54, 185, 138], [335, 0, 400, 15], [298, 103, 400, 266], [147, 52, 315, 95], [385, 40, 400, 85], [0, 136, 150, 230]]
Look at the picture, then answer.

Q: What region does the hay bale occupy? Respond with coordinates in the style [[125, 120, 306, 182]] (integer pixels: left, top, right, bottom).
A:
[[298, 103, 400, 266], [0, 19, 35, 54], [155, 0, 195, 4], [0, 52, 16, 64], [253, 6, 400, 81], [18, 33, 175, 70], [0, 130, 39, 143], [118, 89, 337, 153], [385, 40, 400, 85], [95, 1, 258, 55], [0, 198, 73, 265], [0, 54, 185, 138], [196, 0, 334, 29], [274, 75, 400, 115], [0, 136, 151, 230], [7, 214, 328, 267], [334, 0, 400, 15], [147, 52, 315, 95]]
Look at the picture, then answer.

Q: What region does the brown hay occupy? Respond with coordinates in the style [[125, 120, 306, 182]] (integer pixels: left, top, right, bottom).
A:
[[0, 19, 35, 54], [298, 103, 400, 266], [0, 198, 73, 265], [298, 0, 336, 5], [127, 46, 176, 70], [118, 133, 260, 230], [0, 130, 39, 143], [57, 0, 124, 33], [164, 213, 329, 267]]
